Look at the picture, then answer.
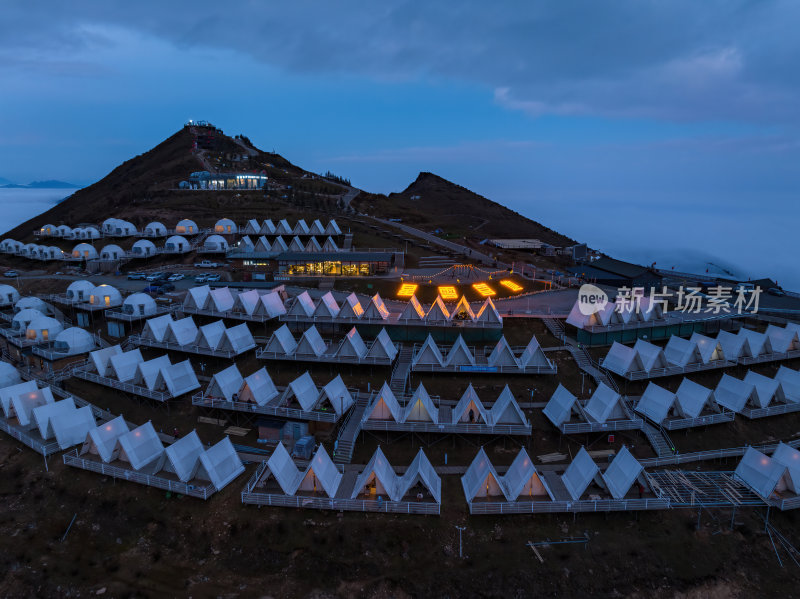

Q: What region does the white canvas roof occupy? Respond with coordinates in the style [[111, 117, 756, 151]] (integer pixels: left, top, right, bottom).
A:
[[544, 384, 579, 428], [164, 431, 205, 482], [0, 362, 21, 388], [261, 219, 277, 235], [266, 442, 303, 494], [715, 374, 757, 413], [90, 345, 122, 376], [400, 449, 442, 503], [487, 337, 519, 368], [314, 292, 340, 318], [475, 297, 502, 324], [365, 382, 403, 422], [110, 349, 144, 382], [399, 295, 425, 321], [256, 292, 286, 319], [462, 448, 505, 500], [296, 326, 327, 357], [444, 335, 475, 367], [322, 236, 338, 252], [319, 375, 355, 416], [425, 296, 450, 323], [271, 236, 289, 252], [240, 367, 278, 406], [635, 382, 678, 424], [413, 334, 444, 367], [288, 291, 315, 317], [184, 285, 210, 310], [297, 444, 341, 497], [351, 447, 401, 500], [165, 317, 199, 347], [276, 219, 292, 235], [452, 384, 489, 424], [122, 292, 157, 317], [403, 383, 438, 423], [362, 293, 390, 320], [134, 355, 171, 391], [239, 236, 256, 252], [254, 236, 271, 252], [743, 371, 784, 408], [717, 330, 750, 360], [739, 328, 771, 356], [0, 381, 36, 417], [451, 296, 476, 321], [158, 360, 200, 397], [561, 447, 601, 501], [52, 405, 95, 450], [220, 323, 256, 354], [489, 386, 527, 425], [288, 236, 305, 252], [325, 219, 342, 235], [566, 301, 590, 329], [142, 314, 174, 343], [337, 327, 368, 360], [771, 443, 800, 493], [502, 448, 550, 500], [338, 293, 364, 319], [664, 336, 702, 367], [265, 324, 298, 355], [633, 339, 668, 372], [293, 219, 310, 235], [766, 324, 799, 354], [518, 336, 551, 368], [244, 219, 260, 234], [367, 328, 397, 361], [286, 372, 319, 411], [584, 383, 625, 423], [689, 333, 725, 363], [32, 397, 76, 439], [235, 289, 261, 315], [304, 237, 322, 253], [81, 415, 129, 462], [197, 437, 244, 490], [196, 320, 226, 350], [309, 219, 325, 235], [602, 342, 643, 376], [205, 287, 235, 313], [776, 366, 800, 402], [601, 446, 643, 499], [735, 447, 793, 499], [675, 379, 716, 418], [207, 364, 244, 402], [116, 422, 165, 471]]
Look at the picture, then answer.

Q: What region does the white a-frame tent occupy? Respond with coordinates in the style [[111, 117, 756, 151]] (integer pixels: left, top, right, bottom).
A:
[[196, 320, 226, 350], [425, 296, 450, 324], [413, 334, 444, 368], [256, 292, 286, 319], [544, 384, 580, 428], [297, 444, 341, 497], [110, 349, 144, 382], [163, 431, 206, 482], [502, 448, 552, 500], [475, 297, 502, 325], [264, 324, 298, 355], [403, 383, 438, 423], [689, 333, 726, 363], [338, 293, 364, 319], [635, 382, 679, 424], [487, 337, 519, 368], [489, 386, 528, 425], [743, 371, 785, 408], [400, 449, 442, 503], [32, 397, 76, 439], [116, 421, 165, 471], [462, 447, 505, 500], [207, 364, 244, 402], [11, 387, 55, 428], [444, 335, 475, 368], [81, 415, 129, 463], [517, 336, 551, 368], [364, 383, 404, 422], [561, 447, 602, 501], [0, 381, 38, 418], [776, 366, 800, 402], [337, 327, 368, 360], [135, 355, 171, 391], [602, 342, 644, 377], [399, 295, 425, 322], [367, 328, 397, 361], [313, 292, 340, 319], [52, 405, 96, 450], [584, 383, 626, 423], [90, 345, 122, 376], [633, 339, 669, 372], [600, 446, 644, 499], [351, 446, 401, 501], [714, 374, 758, 413], [219, 323, 256, 355], [284, 372, 319, 411], [452, 384, 489, 424], [287, 291, 315, 317], [664, 336, 703, 367], [197, 437, 245, 491], [296, 325, 327, 357], [735, 447, 798, 500], [141, 314, 174, 343], [266, 442, 303, 495], [239, 367, 279, 406], [318, 375, 355, 416], [362, 293, 390, 320]]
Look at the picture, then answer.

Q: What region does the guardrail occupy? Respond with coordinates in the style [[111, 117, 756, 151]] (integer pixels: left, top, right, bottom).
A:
[[467, 497, 670, 515], [191, 393, 340, 423], [740, 349, 800, 365], [73, 368, 170, 402], [256, 344, 397, 366], [621, 359, 737, 381], [360, 419, 531, 435], [560, 418, 643, 435], [279, 313, 503, 329], [0, 417, 61, 456], [241, 490, 440, 514], [662, 410, 736, 430], [739, 402, 800, 420], [182, 306, 277, 323], [129, 335, 252, 359]]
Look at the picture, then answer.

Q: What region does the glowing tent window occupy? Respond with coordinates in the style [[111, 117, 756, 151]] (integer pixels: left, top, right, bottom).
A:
[[472, 283, 496, 297], [438, 286, 458, 300], [398, 283, 418, 298], [500, 280, 523, 292]]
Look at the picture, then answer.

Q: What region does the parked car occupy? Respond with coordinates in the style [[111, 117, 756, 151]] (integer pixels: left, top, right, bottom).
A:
[[167, 273, 185, 282], [205, 274, 221, 282], [194, 260, 220, 268], [3, 271, 18, 278], [143, 285, 162, 294], [159, 283, 176, 293], [127, 272, 147, 280], [145, 272, 164, 282], [194, 274, 208, 283]]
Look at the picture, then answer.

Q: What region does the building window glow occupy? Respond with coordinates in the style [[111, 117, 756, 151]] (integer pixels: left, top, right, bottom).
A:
[[500, 279, 523, 292], [438, 286, 459, 300], [473, 283, 496, 296], [398, 283, 418, 297]]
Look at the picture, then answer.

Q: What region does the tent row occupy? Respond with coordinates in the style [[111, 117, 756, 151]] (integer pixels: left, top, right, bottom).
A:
[[285, 291, 389, 321], [544, 382, 639, 430], [462, 446, 647, 506], [566, 296, 665, 329], [734, 445, 800, 508], [38, 218, 237, 239], [259, 325, 398, 364], [137, 314, 256, 356], [85, 345, 200, 399], [633, 379, 726, 427], [398, 295, 502, 326], [713, 367, 800, 415], [363, 382, 530, 429], [73, 418, 244, 494], [235, 235, 340, 254], [411, 334, 554, 373], [36, 225, 100, 239], [242, 218, 342, 237], [254, 444, 441, 509], [183, 285, 286, 321]]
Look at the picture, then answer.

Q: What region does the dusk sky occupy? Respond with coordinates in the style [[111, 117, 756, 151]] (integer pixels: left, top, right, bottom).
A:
[[2, 1, 798, 281]]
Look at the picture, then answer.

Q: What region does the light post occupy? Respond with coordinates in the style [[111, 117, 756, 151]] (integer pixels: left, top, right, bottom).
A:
[[455, 525, 466, 558]]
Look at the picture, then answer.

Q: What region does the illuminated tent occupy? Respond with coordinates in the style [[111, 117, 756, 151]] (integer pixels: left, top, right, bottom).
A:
[[462, 448, 505, 500], [425, 296, 450, 324], [238, 367, 279, 406], [351, 447, 402, 500], [403, 383, 438, 423], [338, 293, 364, 319], [452, 384, 489, 424], [116, 421, 165, 471], [81, 415, 129, 463], [399, 295, 425, 321], [364, 383, 403, 422], [689, 333, 726, 363], [337, 327, 368, 360]]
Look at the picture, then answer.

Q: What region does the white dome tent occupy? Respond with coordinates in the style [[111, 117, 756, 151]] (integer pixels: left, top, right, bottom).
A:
[[12, 308, 43, 333], [89, 284, 123, 308], [0, 362, 20, 387], [131, 239, 157, 257], [109, 220, 137, 236], [100, 244, 125, 260], [71, 243, 98, 260], [55, 225, 73, 238], [175, 219, 199, 235], [21, 243, 38, 257], [52, 327, 95, 355], [143, 222, 168, 237], [45, 246, 66, 260], [26, 316, 64, 342], [40, 224, 56, 236], [164, 235, 189, 254], [102, 218, 121, 234], [122, 292, 157, 317], [0, 239, 18, 253], [73, 226, 100, 240], [202, 235, 229, 252], [15, 296, 48, 314], [0, 284, 20, 307], [66, 280, 95, 303], [214, 218, 237, 234]]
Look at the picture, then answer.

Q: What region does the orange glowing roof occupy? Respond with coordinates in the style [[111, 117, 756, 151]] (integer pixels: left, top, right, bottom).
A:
[[472, 283, 496, 297], [500, 279, 523, 292], [398, 283, 418, 297], [438, 286, 459, 300]]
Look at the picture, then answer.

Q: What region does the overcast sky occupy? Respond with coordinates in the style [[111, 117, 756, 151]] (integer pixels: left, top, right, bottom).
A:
[[1, 1, 798, 280]]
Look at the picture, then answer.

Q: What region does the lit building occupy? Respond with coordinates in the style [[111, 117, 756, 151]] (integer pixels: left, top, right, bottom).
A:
[[182, 171, 268, 190]]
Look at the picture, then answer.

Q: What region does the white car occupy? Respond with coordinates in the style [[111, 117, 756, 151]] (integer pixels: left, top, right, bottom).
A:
[[167, 273, 185, 282]]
